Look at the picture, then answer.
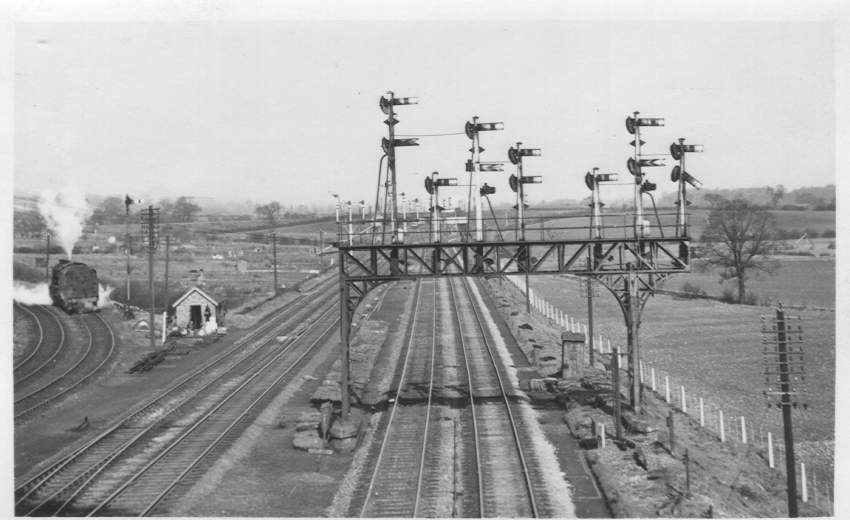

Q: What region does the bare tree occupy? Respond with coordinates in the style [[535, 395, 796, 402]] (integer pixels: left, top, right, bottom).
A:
[[701, 196, 779, 303]]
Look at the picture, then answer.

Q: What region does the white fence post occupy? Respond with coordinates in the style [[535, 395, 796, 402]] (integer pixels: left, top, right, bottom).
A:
[[681, 386, 687, 413], [606, 339, 611, 355], [699, 397, 705, 427], [665, 376, 670, 402], [639, 361, 644, 384], [801, 462, 808, 502], [719, 410, 725, 442], [768, 432, 774, 468], [741, 416, 747, 444], [651, 367, 656, 392], [599, 423, 606, 448]]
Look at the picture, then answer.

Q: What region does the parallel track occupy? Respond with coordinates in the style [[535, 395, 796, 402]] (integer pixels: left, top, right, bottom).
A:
[[15, 274, 342, 516], [14, 311, 117, 420], [450, 276, 539, 518], [358, 279, 437, 517], [13, 302, 46, 372], [352, 275, 548, 517], [14, 304, 67, 386]]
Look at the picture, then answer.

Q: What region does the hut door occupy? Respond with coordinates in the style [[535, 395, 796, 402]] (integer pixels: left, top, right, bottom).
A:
[[190, 305, 202, 329]]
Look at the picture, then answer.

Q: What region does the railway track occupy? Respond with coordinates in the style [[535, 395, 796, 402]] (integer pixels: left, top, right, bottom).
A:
[[14, 310, 117, 420], [351, 275, 555, 517], [15, 274, 346, 516], [13, 304, 67, 387]]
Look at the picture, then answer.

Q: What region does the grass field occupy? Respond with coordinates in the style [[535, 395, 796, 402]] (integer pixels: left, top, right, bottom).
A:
[[528, 275, 835, 445], [664, 257, 835, 308]]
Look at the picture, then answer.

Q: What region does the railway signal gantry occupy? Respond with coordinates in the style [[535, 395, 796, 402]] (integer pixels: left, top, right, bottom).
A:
[[335, 93, 701, 418]]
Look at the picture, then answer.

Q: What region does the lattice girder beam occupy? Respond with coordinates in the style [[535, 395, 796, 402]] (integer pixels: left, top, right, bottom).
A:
[[338, 237, 689, 282]]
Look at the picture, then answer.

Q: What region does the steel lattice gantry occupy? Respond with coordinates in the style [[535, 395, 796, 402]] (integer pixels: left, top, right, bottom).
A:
[[336, 235, 691, 417]]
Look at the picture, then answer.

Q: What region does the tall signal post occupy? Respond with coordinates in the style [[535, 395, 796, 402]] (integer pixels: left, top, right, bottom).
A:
[[623, 113, 665, 412], [465, 117, 504, 241], [584, 168, 618, 367], [124, 195, 137, 304], [670, 138, 704, 240], [380, 92, 418, 244], [425, 173, 457, 243], [508, 142, 542, 313], [141, 206, 160, 351]]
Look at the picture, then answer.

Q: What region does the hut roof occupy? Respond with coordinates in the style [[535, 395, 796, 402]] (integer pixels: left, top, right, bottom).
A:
[[171, 286, 218, 308]]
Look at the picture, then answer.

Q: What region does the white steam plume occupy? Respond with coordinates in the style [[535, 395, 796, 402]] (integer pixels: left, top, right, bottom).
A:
[[38, 186, 92, 260], [98, 284, 115, 308], [13, 282, 52, 305]]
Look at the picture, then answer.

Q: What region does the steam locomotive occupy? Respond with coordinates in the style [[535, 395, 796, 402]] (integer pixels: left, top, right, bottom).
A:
[[50, 259, 99, 313]]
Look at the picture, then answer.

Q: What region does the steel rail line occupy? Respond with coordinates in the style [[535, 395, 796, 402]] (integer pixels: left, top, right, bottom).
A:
[[83, 304, 340, 516], [14, 302, 46, 372], [14, 305, 67, 386], [15, 276, 338, 513], [357, 279, 438, 517], [450, 276, 539, 518], [138, 280, 391, 517], [14, 312, 117, 420], [19, 297, 340, 516]]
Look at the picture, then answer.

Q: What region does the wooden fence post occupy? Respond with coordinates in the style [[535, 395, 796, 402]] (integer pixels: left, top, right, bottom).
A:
[[681, 386, 687, 413], [768, 431, 775, 468], [741, 416, 747, 444], [719, 410, 725, 443], [801, 462, 808, 503], [651, 367, 656, 392], [665, 375, 670, 402], [699, 397, 705, 427]]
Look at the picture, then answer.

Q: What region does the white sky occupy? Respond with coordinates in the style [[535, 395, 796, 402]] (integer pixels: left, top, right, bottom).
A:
[[9, 3, 840, 208]]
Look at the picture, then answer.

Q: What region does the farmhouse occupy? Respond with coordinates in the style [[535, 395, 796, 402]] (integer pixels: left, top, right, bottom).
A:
[[171, 286, 219, 333]]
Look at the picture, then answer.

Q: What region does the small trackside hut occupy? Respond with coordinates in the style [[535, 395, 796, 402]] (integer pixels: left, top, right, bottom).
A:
[[171, 286, 219, 335]]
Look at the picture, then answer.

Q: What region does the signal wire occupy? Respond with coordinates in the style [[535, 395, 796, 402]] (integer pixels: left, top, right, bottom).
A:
[[645, 192, 666, 238], [395, 132, 465, 137]]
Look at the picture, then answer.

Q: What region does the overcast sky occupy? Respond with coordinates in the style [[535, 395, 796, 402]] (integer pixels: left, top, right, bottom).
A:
[[11, 5, 839, 209]]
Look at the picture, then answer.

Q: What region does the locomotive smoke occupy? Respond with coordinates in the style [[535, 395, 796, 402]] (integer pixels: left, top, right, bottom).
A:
[[13, 282, 52, 305], [38, 186, 92, 260]]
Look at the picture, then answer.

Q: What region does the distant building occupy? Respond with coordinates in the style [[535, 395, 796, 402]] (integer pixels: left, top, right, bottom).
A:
[[171, 286, 219, 332]]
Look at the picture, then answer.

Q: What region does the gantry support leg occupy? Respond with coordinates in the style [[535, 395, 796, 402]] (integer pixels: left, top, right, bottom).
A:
[[339, 255, 351, 419]]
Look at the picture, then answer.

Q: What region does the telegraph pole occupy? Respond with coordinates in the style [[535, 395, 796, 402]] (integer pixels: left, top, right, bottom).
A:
[[163, 235, 170, 305], [777, 306, 798, 517], [272, 232, 279, 294], [125, 196, 135, 303], [44, 232, 51, 281], [141, 205, 160, 351]]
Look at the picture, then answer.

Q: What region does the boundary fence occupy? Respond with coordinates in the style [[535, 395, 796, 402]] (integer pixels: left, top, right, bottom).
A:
[[503, 274, 834, 514]]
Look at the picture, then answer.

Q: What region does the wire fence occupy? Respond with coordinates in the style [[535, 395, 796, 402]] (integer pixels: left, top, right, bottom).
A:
[[503, 274, 834, 514]]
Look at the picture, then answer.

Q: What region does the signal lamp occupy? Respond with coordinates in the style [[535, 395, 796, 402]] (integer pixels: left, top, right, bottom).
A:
[[480, 183, 496, 196], [584, 171, 619, 190], [474, 161, 504, 172], [670, 166, 703, 189], [465, 120, 504, 139], [382, 137, 419, 153], [640, 181, 657, 193], [508, 146, 541, 165], [670, 142, 704, 160], [380, 94, 418, 114], [512, 203, 530, 210], [626, 116, 665, 135], [627, 157, 665, 175]]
